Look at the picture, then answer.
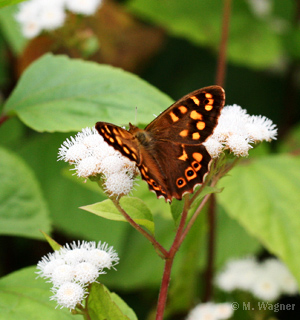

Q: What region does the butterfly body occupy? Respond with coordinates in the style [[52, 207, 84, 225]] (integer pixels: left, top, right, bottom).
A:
[[96, 86, 225, 202]]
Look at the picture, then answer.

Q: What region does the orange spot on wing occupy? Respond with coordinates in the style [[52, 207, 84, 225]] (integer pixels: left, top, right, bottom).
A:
[[105, 126, 111, 134], [185, 167, 196, 181], [192, 132, 200, 140], [123, 146, 130, 154], [115, 136, 122, 145], [178, 148, 188, 161], [196, 121, 206, 130], [179, 129, 189, 137], [176, 177, 186, 188], [178, 106, 188, 114], [205, 93, 213, 99], [169, 111, 179, 122], [190, 96, 200, 106], [193, 152, 203, 162], [205, 105, 213, 111], [190, 110, 203, 120]]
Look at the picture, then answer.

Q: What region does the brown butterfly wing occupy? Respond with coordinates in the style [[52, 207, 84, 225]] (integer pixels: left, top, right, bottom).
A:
[[96, 86, 225, 202], [145, 85, 225, 144], [95, 122, 142, 164], [136, 141, 212, 201]]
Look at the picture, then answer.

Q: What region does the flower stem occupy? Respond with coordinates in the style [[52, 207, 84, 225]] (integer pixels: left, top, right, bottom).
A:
[[203, 194, 216, 302], [215, 0, 232, 87], [155, 195, 190, 320], [112, 198, 168, 257], [155, 258, 174, 320], [0, 114, 9, 126]]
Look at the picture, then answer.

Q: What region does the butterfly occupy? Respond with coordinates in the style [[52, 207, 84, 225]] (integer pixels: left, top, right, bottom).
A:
[[96, 86, 225, 202]]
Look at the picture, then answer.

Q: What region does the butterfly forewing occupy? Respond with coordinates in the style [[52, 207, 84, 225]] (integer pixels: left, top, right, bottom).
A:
[[95, 122, 141, 164], [95, 86, 225, 202], [145, 86, 225, 145]]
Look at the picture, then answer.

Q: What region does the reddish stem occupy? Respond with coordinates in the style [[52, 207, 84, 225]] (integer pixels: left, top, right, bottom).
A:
[[0, 114, 9, 126], [215, 0, 232, 87], [113, 198, 168, 257], [203, 194, 216, 302], [155, 195, 190, 320], [155, 258, 174, 320]]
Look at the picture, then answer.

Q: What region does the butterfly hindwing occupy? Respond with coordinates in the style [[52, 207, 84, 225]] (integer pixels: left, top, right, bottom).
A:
[[96, 86, 225, 202]]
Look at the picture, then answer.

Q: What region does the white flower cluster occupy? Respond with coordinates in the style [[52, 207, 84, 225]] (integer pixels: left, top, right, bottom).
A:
[[246, 0, 272, 18], [37, 241, 119, 310], [204, 105, 277, 158], [186, 302, 233, 320], [15, 0, 103, 39], [58, 127, 137, 197], [216, 257, 298, 301]]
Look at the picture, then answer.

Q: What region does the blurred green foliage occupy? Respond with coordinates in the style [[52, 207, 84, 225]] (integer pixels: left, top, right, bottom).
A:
[[0, 0, 300, 319]]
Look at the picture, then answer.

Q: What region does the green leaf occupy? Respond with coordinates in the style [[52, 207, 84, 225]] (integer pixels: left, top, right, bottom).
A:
[[0, 146, 51, 239], [170, 199, 184, 225], [3, 54, 173, 132], [170, 186, 222, 225], [0, 4, 27, 55], [81, 197, 155, 235], [41, 231, 62, 251], [217, 154, 300, 287], [0, 266, 73, 320], [127, 0, 282, 69], [88, 283, 137, 320], [0, 0, 26, 9]]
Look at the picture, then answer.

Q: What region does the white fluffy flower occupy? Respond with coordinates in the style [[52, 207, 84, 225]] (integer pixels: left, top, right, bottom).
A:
[[51, 282, 86, 310], [216, 257, 299, 301], [104, 172, 134, 197], [65, 0, 103, 15], [203, 138, 224, 159], [214, 303, 234, 319], [101, 155, 127, 176], [59, 127, 137, 197], [20, 20, 43, 39], [262, 259, 298, 295], [37, 240, 119, 309], [204, 105, 277, 158], [186, 302, 234, 320], [216, 257, 259, 292], [86, 242, 119, 269], [247, 0, 272, 18], [37, 253, 65, 279], [38, 5, 66, 30], [51, 264, 75, 286], [75, 155, 102, 178], [251, 270, 281, 301], [64, 247, 88, 265], [15, 0, 102, 39], [74, 262, 102, 284]]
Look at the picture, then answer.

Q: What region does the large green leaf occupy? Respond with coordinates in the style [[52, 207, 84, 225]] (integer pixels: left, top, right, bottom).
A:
[[81, 197, 154, 235], [127, 0, 283, 69], [3, 54, 173, 132], [0, 266, 73, 320], [0, 146, 51, 239], [88, 283, 137, 320], [0, 4, 27, 55], [0, 0, 25, 9], [217, 154, 300, 287]]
